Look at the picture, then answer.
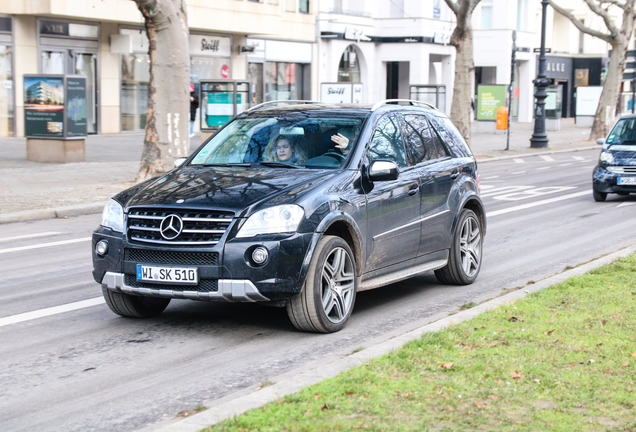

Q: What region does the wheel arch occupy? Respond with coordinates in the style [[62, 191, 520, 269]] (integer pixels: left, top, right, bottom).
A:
[[453, 194, 486, 238]]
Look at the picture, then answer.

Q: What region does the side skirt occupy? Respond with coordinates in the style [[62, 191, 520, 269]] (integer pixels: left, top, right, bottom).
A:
[[359, 250, 448, 292]]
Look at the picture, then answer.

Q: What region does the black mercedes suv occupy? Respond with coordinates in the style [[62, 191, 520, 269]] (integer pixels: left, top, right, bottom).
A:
[[92, 100, 486, 333]]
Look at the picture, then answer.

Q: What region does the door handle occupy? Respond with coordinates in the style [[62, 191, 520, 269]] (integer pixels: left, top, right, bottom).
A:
[[408, 184, 419, 196], [450, 170, 459, 179]]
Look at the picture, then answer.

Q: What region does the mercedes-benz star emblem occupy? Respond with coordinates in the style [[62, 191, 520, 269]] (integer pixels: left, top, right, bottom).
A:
[[160, 214, 183, 240]]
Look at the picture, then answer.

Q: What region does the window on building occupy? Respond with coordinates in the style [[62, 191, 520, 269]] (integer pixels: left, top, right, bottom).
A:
[[481, 0, 493, 29], [338, 45, 361, 82], [299, 0, 309, 13], [121, 53, 150, 131], [0, 44, 14, 137], [265, 62, 311, 101], [516, 0, 528, 30]]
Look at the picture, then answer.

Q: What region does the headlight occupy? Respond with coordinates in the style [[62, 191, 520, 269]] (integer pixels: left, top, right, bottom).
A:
[[101, 199, 124, 233], [236, 205, 304, 238], [599, 152, 613, 163]]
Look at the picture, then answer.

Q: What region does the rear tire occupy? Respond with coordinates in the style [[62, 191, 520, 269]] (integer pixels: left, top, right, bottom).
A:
[[286, 236, 357, 333], [593, 190, 607, 202], [102, 287, 170, 318], [435, 208, 482, 285]]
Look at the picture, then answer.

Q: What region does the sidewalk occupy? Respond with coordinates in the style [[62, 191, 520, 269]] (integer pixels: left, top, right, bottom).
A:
[[0, 118, 597, 223]]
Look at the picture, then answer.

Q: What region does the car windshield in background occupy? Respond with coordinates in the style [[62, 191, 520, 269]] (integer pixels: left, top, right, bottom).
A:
[[606, 118, 636, 145], [190, 115, 365, 168]]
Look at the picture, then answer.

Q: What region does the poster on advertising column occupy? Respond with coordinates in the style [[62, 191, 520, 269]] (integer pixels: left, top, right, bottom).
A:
[[66, 76, 87, 137], [24, 75, 64, 137], [476, 85, 506, 121]]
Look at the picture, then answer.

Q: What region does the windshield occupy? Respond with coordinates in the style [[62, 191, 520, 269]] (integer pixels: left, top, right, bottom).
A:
[[190, 114, 365, 169], [607, 118, 636, 145]]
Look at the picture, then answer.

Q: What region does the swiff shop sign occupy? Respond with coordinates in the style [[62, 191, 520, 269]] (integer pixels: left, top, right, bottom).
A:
[[189, 35, 231, 57]]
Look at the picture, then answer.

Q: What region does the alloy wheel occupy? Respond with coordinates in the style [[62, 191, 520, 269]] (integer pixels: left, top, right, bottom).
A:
[[459, 215, 481, 278], [320, 247, 355, 323]]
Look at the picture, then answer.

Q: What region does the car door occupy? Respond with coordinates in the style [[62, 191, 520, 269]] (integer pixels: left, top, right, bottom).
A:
[[400, 113, 454, 256], [364, 114, 422, 271]]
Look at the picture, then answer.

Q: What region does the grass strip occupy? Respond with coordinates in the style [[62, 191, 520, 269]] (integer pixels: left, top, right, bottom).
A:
[[205, 255, 636, 432]]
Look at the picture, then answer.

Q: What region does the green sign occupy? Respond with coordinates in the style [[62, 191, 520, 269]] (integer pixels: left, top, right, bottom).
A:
[[206, 92, 242, 127], [476, 85, 506, 121], [24, 75, 64, 137], [66, 77, 87, 137]]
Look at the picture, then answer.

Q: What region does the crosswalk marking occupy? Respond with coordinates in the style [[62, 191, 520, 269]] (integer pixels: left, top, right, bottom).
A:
[[486, 191, 590, 217], [537, 167, 551, 171], [617, 202, 636, 208], [513, 158, 525, 163], [573, 156, 585, 161], [559, 163, 573, 167], [540, 155, 555, 162]]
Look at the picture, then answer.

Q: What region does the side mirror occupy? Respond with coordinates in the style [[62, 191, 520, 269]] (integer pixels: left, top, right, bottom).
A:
[[368, 160, 399, 182], [596, 138, 605, 145], [174, 157, 187, 168]]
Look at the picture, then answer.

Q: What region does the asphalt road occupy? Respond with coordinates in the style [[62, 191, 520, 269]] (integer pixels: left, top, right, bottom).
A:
[[2, 148, 635, 432]]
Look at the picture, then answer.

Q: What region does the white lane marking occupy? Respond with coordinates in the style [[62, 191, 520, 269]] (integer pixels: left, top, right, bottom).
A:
[[0, 237, 91, 255], [0, 232, 61, 243], [479, 184, 497, 192], [540, 155, 555, 162], [513, 158, 525, 163], [483, 176, 500, 179], [512, 171, 526, 174], [573, 156, 585, 161], [559, 163, 573, 167], [480, 185, 533, 198], [486, 191, 591, 217], [0, 297, 105, 328], [617, 202, 636, 208], [537, 166, 551, 171]]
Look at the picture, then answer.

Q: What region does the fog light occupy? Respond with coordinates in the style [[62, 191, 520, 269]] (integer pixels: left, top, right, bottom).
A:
[[95, 240, 109, 256], [252, 247, 269, 265]]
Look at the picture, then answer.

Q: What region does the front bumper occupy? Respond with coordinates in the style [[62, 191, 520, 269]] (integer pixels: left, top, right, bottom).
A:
[[92, 228, 318, 302], [593, 165, 636, 194], [101, 272, 269, 302]]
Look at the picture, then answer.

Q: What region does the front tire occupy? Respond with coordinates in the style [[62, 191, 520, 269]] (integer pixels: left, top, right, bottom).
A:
[[102, 287, 170, 318], [286, 236, 357, 333], [435, 208, 483, 285], [593, 190, 607, 202]]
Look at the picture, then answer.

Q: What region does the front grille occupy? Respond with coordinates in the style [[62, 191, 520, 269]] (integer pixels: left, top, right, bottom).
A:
[[127, 208, 234, 246], [124, 274, 218, 292], [124, 249, 218, 266], [608, 166, 636, 174]]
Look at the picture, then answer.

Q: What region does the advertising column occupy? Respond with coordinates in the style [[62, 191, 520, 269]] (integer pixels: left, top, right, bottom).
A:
[[24, 75, 87, 163]]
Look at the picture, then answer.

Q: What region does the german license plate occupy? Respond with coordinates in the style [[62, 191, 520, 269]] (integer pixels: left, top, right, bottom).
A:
[[618, 177, 636, 185], [136, 264, 198, 285]]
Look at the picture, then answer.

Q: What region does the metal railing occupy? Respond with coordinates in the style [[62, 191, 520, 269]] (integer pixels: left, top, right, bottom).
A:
[[371, 99, 439, 112]]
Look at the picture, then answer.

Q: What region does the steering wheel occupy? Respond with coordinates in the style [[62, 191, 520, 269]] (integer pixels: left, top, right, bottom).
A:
[[322, 151, 347, 162]]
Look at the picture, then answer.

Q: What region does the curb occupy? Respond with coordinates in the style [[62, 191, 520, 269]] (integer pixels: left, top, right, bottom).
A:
[[141, 242, 636, 432], [0, 202, 106, 224]]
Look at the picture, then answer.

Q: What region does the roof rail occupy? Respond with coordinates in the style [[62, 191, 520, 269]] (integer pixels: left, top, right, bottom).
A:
[[245, 100, 322, 112], [371, 99, 439, 112]]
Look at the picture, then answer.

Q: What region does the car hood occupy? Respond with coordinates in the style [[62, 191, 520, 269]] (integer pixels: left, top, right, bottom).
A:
[[606, 148, 636, 165], [115, 166, 338, 217]]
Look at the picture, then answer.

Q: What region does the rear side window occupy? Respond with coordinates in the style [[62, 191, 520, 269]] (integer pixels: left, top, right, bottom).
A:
[[402, 114, 446, 164], [368, 115, 408, 167], [429, 116, 473, 158]]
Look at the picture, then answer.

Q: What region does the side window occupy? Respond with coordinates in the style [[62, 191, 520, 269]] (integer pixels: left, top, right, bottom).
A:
[[429, 116, 472, 158], [402, 114, 442, 164], [368, 115, 408, 167]]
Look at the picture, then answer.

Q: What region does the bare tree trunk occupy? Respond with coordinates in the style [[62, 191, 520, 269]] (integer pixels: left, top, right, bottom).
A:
[[133, 0, 190, 182], [590, 42, 628, 139], [449, 24, 474, 145]]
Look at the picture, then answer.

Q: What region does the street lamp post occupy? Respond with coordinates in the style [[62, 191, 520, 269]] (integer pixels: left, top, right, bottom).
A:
[[530, 0, 550, 148]]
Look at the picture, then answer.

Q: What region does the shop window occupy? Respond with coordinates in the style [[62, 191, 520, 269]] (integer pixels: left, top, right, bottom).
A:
[[338, 45, 361, 83], [265, 62, 310, 101], [121, 53, 150, 131], [0, 44, 14, 137]]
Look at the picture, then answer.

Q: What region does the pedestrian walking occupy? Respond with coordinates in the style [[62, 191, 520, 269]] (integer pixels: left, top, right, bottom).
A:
[[189, 84, 199, 137]]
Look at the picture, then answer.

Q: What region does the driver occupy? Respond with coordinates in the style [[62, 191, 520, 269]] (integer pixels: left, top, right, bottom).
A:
[[264, 137, 307, 164]]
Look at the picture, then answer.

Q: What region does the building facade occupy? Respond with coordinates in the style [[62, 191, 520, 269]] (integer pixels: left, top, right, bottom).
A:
[[0, 0, 317, 137]]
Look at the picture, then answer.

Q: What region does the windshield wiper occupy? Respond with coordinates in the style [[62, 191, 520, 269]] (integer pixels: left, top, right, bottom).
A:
[[256, 162, 304, 169], [200, 163, 251, 167]]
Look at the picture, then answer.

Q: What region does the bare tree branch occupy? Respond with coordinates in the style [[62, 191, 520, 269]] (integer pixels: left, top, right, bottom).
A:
[[443, 0, 460, 17], [598, 0, 627, 10], [549, 0, 614, 43], [582, 0, 620, 36]]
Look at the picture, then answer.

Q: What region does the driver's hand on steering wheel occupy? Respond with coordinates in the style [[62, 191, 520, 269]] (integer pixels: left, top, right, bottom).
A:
[[331, 133, 350, 154]]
